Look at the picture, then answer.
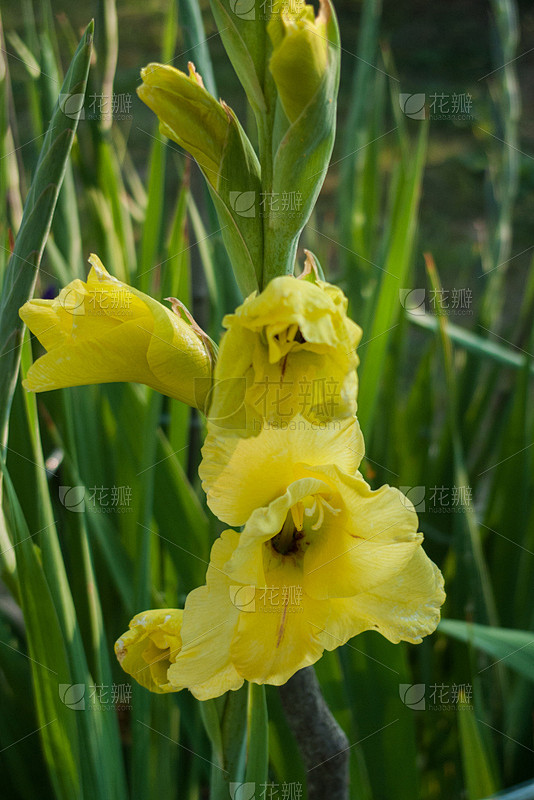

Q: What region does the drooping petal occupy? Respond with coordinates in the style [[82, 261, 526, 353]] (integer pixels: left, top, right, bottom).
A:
[[230, 575, 328, 686], [23, 318, 155, 391], [318, 548, 446, 647], [168, 531, 243, 696], [302, 468, 423, 599]]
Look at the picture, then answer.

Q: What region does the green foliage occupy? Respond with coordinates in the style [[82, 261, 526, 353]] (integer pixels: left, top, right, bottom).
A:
[[0, 19, 93, 443], [0, 0, 532, 798]]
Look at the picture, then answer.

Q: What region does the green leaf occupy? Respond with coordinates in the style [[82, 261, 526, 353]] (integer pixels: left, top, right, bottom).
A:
[[0, 460, 82, 800], [408, 312, 534, 373], [439, 620, 534, 684], [6, 31, 40, 78], [201, 687, 248, 800], [138, 0, 178, 295], [0, 20, 93, 445], [178, 0, 218, 96], [425, 257, 497, 627], [340, 637, 419, 800], [458, 700, 498, 800], [205, 108, 262, 295], [18, 340, 129, 799], [245, 683, 268, 785], [207, 0, 267, 116], [40, 31, 83, 274], [357, 122, 427, 438], [152, 429, 211, 592]]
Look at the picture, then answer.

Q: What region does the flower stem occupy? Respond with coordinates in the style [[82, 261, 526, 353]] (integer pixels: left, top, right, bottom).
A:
[[258, 59, 277, 289], [279, 666, 350, 800]]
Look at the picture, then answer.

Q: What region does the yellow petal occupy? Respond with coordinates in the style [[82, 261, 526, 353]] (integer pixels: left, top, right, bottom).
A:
[[231, 517, 328, 686], [224, 476, 331, 587], [173, 529, 329, 689], [200, 415, 364, 526], [167, 504, 443, 693], [114, 608, 183, 694], [20, 254, 212, 407], [168, 531, 243, 697], [200, 326, 256, 432], [319, 548, 446, 647], [230, 576, 328, 686], [206, 274, 362, 435], [219, 464, 422, 601], [302, 468, 423, 599], [187, 663, 245, 702]]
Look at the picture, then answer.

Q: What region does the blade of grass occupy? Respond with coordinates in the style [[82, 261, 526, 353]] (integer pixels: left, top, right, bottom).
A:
[[458, 696, 499, 800], [19, 337, 129, 798], [0, 460, 82, 800], [0, 20, 93, 446], [39, 31, 83, 274], [138, 0, 178, 295], [357, 122, 427, 440], [425, 254, 498, 627], [408, 313, 534, 374], [439, 621, 534, 684]]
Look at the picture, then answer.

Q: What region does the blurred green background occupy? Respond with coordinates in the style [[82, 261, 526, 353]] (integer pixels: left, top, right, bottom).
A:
[[1, 1, 533, 799]]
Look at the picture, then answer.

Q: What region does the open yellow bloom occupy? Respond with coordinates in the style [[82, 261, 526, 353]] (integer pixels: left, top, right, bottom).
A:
[[205, 271, 362, 435], [114, 609, 183, 694], [19, 254, 213, 408], [168, 468, 444, 693], [115, 418, 444, 697]]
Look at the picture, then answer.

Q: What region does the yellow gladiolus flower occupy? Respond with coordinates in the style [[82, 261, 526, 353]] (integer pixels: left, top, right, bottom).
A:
[[19, 254, 214, 408], [168, 470, 444, 692], [205, 266, 362, 435], [114, 609, 184, 694]]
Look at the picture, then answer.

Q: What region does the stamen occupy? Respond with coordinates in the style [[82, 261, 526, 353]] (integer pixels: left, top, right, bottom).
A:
[[311, 499, 324, 530], [320, 496, 341, 517], [306, 495, 340, 531], [304, 499, 317, 518], [291, 502, 304, 531]]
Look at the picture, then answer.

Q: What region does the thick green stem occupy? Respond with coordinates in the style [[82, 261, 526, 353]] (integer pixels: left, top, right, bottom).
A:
[[245, 683, 269, 784]]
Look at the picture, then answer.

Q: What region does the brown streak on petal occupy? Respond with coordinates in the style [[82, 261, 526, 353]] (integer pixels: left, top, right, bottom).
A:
[[276, 597, 290, 648]]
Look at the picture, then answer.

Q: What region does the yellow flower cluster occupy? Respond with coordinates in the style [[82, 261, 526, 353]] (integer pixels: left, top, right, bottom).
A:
[[148, 255, 444, 696], [20, 253, 444, 700]]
